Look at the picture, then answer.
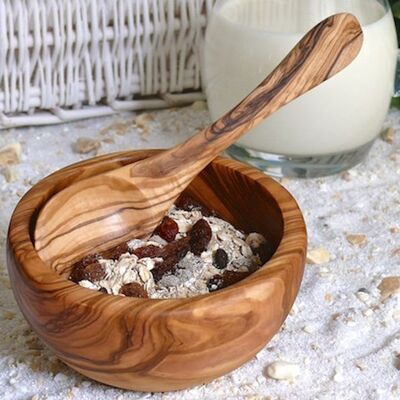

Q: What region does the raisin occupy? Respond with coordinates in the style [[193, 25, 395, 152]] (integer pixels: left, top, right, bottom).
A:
[[213, 248, 229, 269], [221, 270, 251, 287], [207, 270, 251, 292], [253, 241, 274, 264], [175, 195, 213, 216], [119, 282, 148, 298], [151, 237, 191, 281], [190, 219, 212, 256], [152, 255, 179, 282], [163, 236, 191, 260], [153, 216, 179, 242], [81, 253, 100, 266], [84, 262, 106, 281], [107, 242, 130, 260], [133, 245, 164, 259], [69, 263, 86, 283], [207, 275, 224, 292], [69, 260, 105, 283]]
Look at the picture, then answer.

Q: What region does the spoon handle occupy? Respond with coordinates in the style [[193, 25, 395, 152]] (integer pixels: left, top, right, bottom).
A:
[[129, 13, 362, 180]]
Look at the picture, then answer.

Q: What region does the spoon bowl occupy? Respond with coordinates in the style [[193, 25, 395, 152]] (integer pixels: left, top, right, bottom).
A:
[[8, 150, 306, 391]]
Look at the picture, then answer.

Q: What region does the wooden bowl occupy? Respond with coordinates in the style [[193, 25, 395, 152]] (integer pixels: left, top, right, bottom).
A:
[[7, 150, 307, 392]]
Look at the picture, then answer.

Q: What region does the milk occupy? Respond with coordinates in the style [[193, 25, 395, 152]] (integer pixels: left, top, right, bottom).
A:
[[204, 0, 398, 156]]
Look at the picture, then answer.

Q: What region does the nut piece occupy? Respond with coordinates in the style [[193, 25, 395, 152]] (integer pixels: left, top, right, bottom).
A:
[[346, 234, 367, 246], [0, 143, 21, 166], [245, 232, 266, 250], [265, 360, 300, 381], [306, 247, 330, 265], [378, 276, 400, 300], [72, 137, 101, 154]]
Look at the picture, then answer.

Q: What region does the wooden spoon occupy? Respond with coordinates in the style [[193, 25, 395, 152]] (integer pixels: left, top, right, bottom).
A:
[[35, 13, 363, 267]]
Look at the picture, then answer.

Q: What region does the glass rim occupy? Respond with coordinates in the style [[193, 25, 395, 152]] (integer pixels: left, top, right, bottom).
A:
[[212, 0, 391, 35]]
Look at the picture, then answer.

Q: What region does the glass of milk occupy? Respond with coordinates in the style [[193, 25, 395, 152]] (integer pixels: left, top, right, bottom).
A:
[[203, 0, 398, 177]]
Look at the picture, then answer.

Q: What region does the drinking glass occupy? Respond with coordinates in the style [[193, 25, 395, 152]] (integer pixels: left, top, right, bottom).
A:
[[203, 0, 398, 177]]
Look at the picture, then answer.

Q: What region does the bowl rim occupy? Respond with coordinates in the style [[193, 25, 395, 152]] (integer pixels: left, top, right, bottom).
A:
[[8, 150, 307, 307]]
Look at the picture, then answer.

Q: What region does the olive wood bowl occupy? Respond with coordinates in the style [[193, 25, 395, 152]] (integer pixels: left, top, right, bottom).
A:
[[7, 150, 307, 392]]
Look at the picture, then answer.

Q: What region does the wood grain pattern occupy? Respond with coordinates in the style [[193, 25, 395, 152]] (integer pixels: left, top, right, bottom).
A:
[[34, 13, 362, 268], [8, 151, 307, 391]]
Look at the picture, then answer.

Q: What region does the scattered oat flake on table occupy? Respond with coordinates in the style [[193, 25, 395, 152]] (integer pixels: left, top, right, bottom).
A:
[[306, 246, 330, 264], [135, 113, 154, 129], [0, 142, 21, 166], [340, 171, 352, 181], [378, 276, 400, 300], [72, 137, 101, 154], [381, 127, 395, 144], [0, 166, 17, 182], [99, 119, 133, 136], [346, 234, 367, 246]]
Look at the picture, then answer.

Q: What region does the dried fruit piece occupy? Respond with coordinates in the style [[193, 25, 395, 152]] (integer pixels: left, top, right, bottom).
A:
[[69, 259, 105, 283], [213, 248, 229, 269], [163, 236, 191, 259], [175, 195, 212, 216], [133, 245, 164, 259], [207, 270, 251, 292], [69, 264, 86, 283], [207, 275, 224, 292], [104, 243, 130, 260], [221, 270, 251, 286], [152, 255, 179, 282], [253, 241, 274, 264], [154, 216, 179, 242], [190, 219, 212, 256], [119, 282, 148, 298], [151, 237, 191, 281], [80, 253, 100, 266]]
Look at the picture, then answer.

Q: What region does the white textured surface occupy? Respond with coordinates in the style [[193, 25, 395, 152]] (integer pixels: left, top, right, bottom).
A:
[[0, 105, 399, 400], [0, 0, 215, 128]]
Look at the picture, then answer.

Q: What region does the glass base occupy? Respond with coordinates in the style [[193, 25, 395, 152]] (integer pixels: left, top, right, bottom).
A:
[[227, 141, 375, 178]]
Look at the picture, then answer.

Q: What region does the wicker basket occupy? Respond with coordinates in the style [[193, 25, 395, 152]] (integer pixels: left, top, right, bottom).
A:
[[0, 0, 215, 129]]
